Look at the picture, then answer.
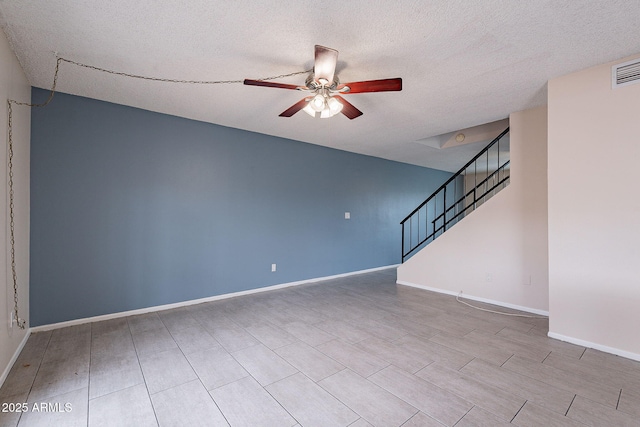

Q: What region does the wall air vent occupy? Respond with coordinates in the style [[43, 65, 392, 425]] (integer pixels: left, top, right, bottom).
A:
[[612, 58, 640, 88]]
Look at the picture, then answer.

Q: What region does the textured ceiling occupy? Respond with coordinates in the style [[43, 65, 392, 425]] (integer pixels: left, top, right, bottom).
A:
[[1, 1, 639, 171]]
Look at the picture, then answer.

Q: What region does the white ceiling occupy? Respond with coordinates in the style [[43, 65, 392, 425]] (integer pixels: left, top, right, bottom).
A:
[[1, 1, 639, 171]]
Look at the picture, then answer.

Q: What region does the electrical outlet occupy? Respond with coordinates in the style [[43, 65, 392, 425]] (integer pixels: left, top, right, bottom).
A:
[[524, 274, 532, 286], [271, 264, 277, 272], [345, 212, 350, 219], [485, 273, 492, 282]]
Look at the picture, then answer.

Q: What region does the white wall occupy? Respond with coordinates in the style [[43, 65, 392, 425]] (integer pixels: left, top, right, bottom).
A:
[[0, 29, 30, 384], [548, 55, 640, 359], [397, 106, 549, 313]]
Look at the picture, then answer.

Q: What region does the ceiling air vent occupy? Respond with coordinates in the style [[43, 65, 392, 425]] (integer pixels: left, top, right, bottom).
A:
[[612, 58, 640, 88]]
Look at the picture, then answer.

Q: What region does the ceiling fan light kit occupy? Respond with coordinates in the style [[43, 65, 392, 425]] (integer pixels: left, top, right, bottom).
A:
[[303, 86, 344, 118], [244, 45, 402, 120]]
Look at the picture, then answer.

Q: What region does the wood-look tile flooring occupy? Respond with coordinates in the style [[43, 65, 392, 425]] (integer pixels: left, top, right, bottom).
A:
[[1, 269, 639, 426]]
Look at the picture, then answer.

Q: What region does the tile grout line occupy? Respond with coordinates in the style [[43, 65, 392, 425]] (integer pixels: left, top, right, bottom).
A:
[[7, 332, 53, 426], [273, 343, 338, 384], [364, 361, 392, 380], [127, 316, 161, 427], [494, 326, 507, 336], [579, 347, 587, 359], [457, 356, 476, 372], [367, 362, 474, 424], [18, 330, 54, 426], [402, 362, 497, 422], [452, 404, 474, 426], [564, 394, 577, 416], [262, 370, 307, 426], [162, 314, 234, 427], [313, 367, 353, 410], [310, 338, 357, 374], [398, 411, 431, 427], [85, 382, 146, 402], [462, 328, 477, 338], [225, 343, 302, 424], [86, 323, 93, 426], [500, 353, 514, 367], [510, 400, 527, 422], [316, 366, 419, 426]]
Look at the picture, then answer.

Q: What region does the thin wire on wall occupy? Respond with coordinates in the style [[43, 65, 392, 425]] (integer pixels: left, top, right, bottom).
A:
[[5, 56, 311, 329], [456, 292, 547, 319]]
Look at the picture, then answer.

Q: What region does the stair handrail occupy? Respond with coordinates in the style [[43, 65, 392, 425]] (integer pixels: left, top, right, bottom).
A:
[[400, 127, 510, 224]]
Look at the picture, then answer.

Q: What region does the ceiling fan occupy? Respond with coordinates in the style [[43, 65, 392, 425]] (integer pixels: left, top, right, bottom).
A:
[[244, 45, 402, 119]]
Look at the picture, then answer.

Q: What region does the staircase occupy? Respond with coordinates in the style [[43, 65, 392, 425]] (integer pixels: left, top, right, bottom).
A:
[[401, 127, 510, 262]]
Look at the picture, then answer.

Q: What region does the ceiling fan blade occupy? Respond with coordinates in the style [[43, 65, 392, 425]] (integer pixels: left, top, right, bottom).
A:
[[314, 45, 338, 84], [279, 98, 310, 117], [332, 95, 363, 120], [338, 78, 402, 93], [244, 79, 302, 90]]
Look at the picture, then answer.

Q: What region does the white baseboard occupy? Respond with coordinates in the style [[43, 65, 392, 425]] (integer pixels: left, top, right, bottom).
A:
[[1, 330, 31, 389], [31, 265, 399, 333], [396, 280, 549, 316], [547, 332, 640, 362]]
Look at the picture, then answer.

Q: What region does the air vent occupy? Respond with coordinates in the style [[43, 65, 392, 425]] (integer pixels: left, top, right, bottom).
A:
[[612, 58, 640, 88]]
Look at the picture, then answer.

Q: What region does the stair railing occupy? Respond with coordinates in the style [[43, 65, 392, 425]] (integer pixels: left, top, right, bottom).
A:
[[401, 127, 510, 262]]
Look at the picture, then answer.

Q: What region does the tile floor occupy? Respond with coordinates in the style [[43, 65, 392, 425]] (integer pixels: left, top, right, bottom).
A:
[[1, 269, 639, 426]]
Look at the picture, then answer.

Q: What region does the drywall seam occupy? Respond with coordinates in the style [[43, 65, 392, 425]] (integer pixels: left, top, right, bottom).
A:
[[397, 280, 549, 316], [30, 265, 398, 332], [548, 332, 640, 362]]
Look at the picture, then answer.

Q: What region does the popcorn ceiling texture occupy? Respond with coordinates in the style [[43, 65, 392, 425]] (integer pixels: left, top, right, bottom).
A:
[[0, 0, 639, 170]]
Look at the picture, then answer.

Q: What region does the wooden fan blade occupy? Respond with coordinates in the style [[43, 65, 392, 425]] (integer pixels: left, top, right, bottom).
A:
[[338, 78, 402, 94], [314, 45, 338, 84], [333, 95, 363, 120], [244, 79, 302, 90], [279, 98, 310, 117]]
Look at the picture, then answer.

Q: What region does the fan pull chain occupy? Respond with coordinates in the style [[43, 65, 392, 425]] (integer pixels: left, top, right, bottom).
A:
[[5, 56, 310, 330]]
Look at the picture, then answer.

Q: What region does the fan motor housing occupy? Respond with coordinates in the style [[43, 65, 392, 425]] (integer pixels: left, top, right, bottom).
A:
[[306, 74, 340, 91]]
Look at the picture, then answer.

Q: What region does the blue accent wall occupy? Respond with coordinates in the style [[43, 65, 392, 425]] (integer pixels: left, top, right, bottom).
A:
[[30, 88, 450, 326]]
